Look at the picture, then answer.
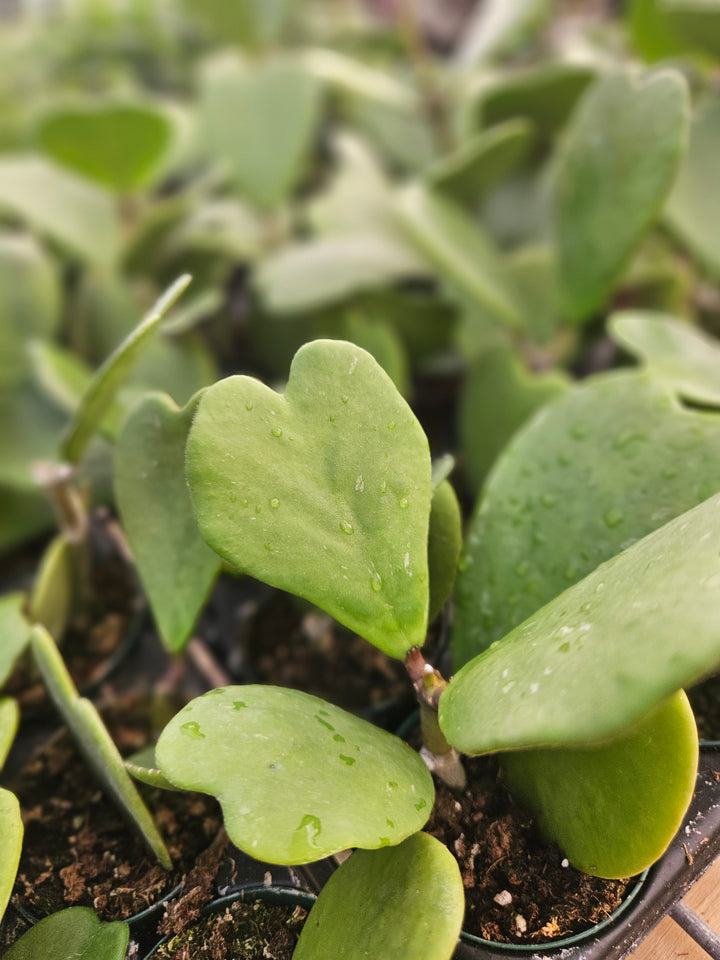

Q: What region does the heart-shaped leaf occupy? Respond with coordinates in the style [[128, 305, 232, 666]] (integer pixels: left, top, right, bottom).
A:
[[454, 372, 720, 662], [442, 493, 720, 754], [31, 625, 172, 868], [0, 787, 22, 926], [0, 593, 31, 687], [115, 392, 221, 652], [501, 691, 698, 877], [0, 156, 118, 267], [394, 183, 523, 329], [0, 233, 61, 388], [199, 53, 323, 209], [293, 833, 464, 960], [610, 311, 720, 406], [665, 97, 720, 279], [555, 70, 689, 321], [36, 100, 175, 192], [156, 686, 434, 864], [186, 340, 431, 658], [4, 907, 128, 960]]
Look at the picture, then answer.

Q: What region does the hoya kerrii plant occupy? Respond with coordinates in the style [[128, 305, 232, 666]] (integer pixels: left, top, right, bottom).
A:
[[104, 335, 720, 959]]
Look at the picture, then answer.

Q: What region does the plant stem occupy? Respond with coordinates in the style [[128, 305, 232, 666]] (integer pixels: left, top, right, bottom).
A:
[[405, 647, 467, 789]]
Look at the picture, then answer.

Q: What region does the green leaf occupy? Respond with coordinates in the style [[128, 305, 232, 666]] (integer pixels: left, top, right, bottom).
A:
[[610, 311, 720, 406], [453, 372, 720, 662], [30, 625, 172, 868], [0, 233, 61, 388], [662, 0, 720, 57], [61, 274, 192, 464], [428, 480, 462, 625], [4, 907, 128, 960], [256, 234, 424, 315], [0, 593, 31, 687], [125, 746, 179, 791], [454, 0, 553, 68], [628, 0, 687, 61], [156, 686, 434, 864], [556, 70, 689, 322], [0, 787, 23, 926], [293, 833, 463, 960], [302, 49, 416, 110], [0, 486, 55, 557], [665, 98, 720, 279], [199, 54, 323, 209], [0, 378, 66, 489], [341, 312, 410, 397], [36, 100, 175, 192], [426, 119, 535, 203], [459, 344, 569, 493], [442, 494, 720, 754], [114, 392, 220, 652], [394, 184, 523, 329], [28, 536, 73, 642], [180, 0, 296, 49], [501, 692, 698, 878], [186, 340, 431, 658], [0, 697, 19, 767], [0, 156, 118, 267]]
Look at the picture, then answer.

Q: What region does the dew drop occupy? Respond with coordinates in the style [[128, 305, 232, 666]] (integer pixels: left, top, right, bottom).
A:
[[270, 498, 280, 509], [245, 400, 254, 411], [339, 519, 354, 535], [296, 814, 322, 845], [339, 754, 356, 766], [370, 574, 383, 593], [181, 721, 205, 740], [271, 427, 283, 438], [387, 421, 397, 431], [603, 508, 624, 528], [341, 395, 349, 405], [399, 497, 409, 509], [233, 701, 247, 710], [540, 493, 557, 508]]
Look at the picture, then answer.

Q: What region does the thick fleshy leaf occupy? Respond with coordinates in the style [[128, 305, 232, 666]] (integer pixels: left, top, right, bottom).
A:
[[628, 0, 686, 61], [0, 697, 19, 767], [502, 692, 698, 878], [255, 234, 424, 314], [428, 480, 462, 624], [156, 686, 434, 864], [4, 907, 128, 960], [0, 379, 67, 490], [28, 536, 73, 643], [294, 833, 463, 960], [31, 625, 172, 868], [555, 70, 689, 322], [0, 593, 31, 687], [186, 340, 431, 658], [662, 0, 720, 57], [61, 274, 192, 464], [181, 0, 296, 49], [665, 98, 720, 279], [115, 393, 220, 652], [426, 120, 534, 202], [36, 100, 175, 192], [0, 233, 61, 388], [454, 372, 720, 663], [442, 494, 720, 754], [394, 184, 523, 329], [0, 156, 118, 266], [610, 311, 720, 406], [0, 788, 22, 926], [199, 53, 322, 209], [459, 344, 569, 493]]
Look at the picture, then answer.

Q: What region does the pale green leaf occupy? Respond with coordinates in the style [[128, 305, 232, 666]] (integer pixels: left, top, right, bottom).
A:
[[186, 340, 431, 658], [180, 0, 296, 49], [0, 593, 31, 687], [36, 100, 175, 192], [556, 70, 689, 321], [293, 833, 463, 960], [610, 311, 720, 406], [115, 393, 220, 652], [4, 907, 128, 960], [428, 480, 462, 625], [454, 0, 553, 67], [301, 49, 416, 109], [442, 494, 720, 753], [0, 156, 119, 267], [28, 536, 73, 642], [156, 686, 434, 864], [0, 379, 66, 490], [0, 788, 23, 927], [453, 372, 720, 663], [394, 183, 523, 328], [0, 697, 19, 767], [502, 692, 698, 877], [199, 54, 323, 209]]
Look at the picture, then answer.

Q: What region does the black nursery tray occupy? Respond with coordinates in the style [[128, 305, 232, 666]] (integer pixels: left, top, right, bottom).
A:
[[453, 748, 720, 960]]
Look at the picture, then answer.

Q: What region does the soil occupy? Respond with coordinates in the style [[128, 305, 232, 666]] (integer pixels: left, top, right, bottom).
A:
[[5, 693, 223, 924], [153, 899, 308, 960], [688, 675, 720, 742], [425, 755, 635, 945]]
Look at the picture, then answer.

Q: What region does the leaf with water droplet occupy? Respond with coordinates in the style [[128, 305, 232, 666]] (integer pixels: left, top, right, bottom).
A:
[[115, 392, 221, 653], [293, 833, 463, 960], [156, 686, 434, 864], [186, 340, 432, 658]]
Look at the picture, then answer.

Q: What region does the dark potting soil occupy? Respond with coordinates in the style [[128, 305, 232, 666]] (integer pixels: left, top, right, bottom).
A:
[[425, 756, 634, 945], [6, 694, 223, 923], [688, 674, 720, 742], [153, 899, 308, 960]]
